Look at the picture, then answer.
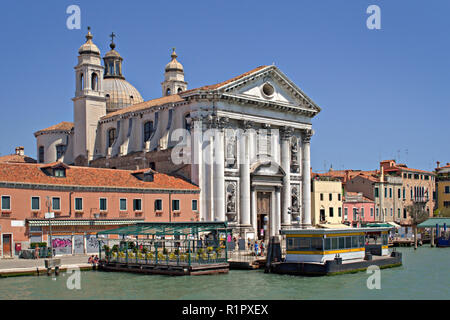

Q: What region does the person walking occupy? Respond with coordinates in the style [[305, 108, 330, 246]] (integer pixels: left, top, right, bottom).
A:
[[261, 241, 265, 256], [254, 241, 259, 256]]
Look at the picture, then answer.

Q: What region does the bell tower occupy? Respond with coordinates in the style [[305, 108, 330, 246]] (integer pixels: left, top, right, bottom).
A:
[[161, 48, 187, 96], [72, 27, 106, 165]]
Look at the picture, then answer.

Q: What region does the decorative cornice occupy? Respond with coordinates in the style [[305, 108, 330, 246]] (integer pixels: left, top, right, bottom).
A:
[[0, 181, 199, 194]]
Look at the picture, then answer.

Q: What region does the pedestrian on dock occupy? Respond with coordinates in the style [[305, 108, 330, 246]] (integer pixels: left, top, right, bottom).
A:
[[261, 241, 265, 256], [254, 242, 259, 256], [247, 238, 251, 251], [34, 246, 39, 259]]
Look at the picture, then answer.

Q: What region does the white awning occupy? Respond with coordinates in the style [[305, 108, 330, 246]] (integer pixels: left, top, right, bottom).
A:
[[317, 223, 352, 229], [387, 221, 401, 228]]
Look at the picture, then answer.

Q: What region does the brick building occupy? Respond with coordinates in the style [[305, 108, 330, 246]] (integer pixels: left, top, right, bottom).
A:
[[0, 162, 199, 258]]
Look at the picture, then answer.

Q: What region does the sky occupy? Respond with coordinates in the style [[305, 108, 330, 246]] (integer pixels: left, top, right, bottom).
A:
[[0, 0, 449, 172]]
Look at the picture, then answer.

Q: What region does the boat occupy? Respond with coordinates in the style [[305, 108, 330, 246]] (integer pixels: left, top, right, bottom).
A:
[[266, 227, 402, 276]]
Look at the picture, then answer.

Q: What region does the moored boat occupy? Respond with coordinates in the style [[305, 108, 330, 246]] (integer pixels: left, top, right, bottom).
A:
[[267, 227, 402, 276]]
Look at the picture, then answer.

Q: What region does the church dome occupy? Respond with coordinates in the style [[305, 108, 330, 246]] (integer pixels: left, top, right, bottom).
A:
[[78, 27, 100, 55], [103, 78, 144, 113], [165, 48, 184, 72]]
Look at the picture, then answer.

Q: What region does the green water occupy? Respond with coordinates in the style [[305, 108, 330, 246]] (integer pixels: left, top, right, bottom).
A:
[[0, 247, 448, 300]]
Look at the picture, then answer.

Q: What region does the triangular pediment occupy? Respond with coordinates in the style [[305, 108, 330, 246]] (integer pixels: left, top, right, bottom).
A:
[[214, 65, 321, 113]]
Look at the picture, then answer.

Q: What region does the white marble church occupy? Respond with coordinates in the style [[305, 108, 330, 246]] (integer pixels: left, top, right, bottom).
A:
[[34, 28, 321, 240]]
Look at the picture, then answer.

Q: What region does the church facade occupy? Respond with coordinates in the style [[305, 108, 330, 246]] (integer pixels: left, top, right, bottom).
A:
[[34, 29, 321, 240]]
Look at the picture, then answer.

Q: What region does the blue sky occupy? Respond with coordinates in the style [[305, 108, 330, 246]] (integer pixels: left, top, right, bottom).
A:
[[0, 0, 449, 172]]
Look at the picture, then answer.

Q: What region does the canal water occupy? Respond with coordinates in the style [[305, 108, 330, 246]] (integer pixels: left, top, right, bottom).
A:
[[0, 247, 448, 300]]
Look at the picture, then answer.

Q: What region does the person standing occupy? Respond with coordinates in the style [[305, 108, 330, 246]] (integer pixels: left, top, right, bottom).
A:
[[254, 241, 259, 256], [261, 241, 265, 256]]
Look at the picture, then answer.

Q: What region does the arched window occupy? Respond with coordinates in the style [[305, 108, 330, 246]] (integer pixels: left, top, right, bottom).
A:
[[91, 73, 98, 90], [166, 88, 171, 96], [80, 73, 84, 90], [143, 121, 154, 142], [38, 146, 44, 163], [177, 87, 183, 93], [184, 115, 191, 131], [108, 128, 116, 148], [109, 62, 114, 76]]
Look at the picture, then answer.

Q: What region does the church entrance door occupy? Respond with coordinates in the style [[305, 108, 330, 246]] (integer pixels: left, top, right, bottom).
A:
[[257, 192, 271, 241]]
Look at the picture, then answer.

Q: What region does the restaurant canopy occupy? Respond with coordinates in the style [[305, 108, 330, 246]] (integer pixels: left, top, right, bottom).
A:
[[96, 221, 230, 237], [417, 218, 450, 229]]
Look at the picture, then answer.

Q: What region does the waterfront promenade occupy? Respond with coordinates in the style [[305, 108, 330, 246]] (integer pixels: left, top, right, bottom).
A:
[[0, 255, 94, 277]]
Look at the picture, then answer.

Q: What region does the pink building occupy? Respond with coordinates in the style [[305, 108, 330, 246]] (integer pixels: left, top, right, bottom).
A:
[[343, 192, 375, 227], [0, 162, 199, 257]]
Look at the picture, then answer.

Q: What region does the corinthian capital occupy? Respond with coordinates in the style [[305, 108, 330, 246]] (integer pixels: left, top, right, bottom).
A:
[[280, 126, 294, 140], [301, 129, 314, 143]]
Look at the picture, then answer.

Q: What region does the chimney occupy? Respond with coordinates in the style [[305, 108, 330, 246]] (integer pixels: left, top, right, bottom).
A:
[[436, 161, 440, 168], [15, 146, 24, 156]]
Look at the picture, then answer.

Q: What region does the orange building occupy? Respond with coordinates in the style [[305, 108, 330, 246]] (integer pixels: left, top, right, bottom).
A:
[[0, 162, 199, 258]]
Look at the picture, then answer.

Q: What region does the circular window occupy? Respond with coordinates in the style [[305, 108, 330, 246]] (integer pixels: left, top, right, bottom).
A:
[[261, 83, 275, 97]]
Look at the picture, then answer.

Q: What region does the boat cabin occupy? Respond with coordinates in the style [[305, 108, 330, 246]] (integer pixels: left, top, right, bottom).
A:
[[281, 227, 391, 264]]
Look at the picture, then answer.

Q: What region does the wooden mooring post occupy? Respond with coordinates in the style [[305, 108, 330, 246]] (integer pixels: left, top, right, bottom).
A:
[[45, 258, 61, 276]]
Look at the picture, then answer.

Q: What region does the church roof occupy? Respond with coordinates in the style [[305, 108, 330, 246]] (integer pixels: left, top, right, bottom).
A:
[[101, 94, 184, 120], [100, 66, 269, 121], [181, 65, 269, 94], [34, 121, 74, 136], [0, 162, 199, 191], [0, 154, 37, 164], [103, 78, 144, 113]]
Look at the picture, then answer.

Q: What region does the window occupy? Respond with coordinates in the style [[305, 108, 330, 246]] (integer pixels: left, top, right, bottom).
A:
[[376, 208, 379, 217], [329, 207, 334, 217], [338, 193, 341, 201], [56, 145, 66, 160], [403, 187, 405, 199], [410, 188, 413, 199], [370, 208, 374, 217], [133, 199, 142, 211], [414, 174, 419, 179], [31, 197, 40, 211], [374, 187, 379, 198], [311, 238, 323, 250], [384, 188, 387, 198], [329, 193, 333, 201], [172, 199, 180, 211], [320, 193, 323, 201], [389, 188, 392, 198], [361, 207, 365, 219], [344, 207, 348, 220], [91, 72, 98, 91], [345, 236, 352, 249], [331, 237, 338, 249], [445, 186, 450, 194], [398, 189, 401, 199], [52, 197, 60, 211], [338, 207, 342, 217], [120, 199, 127, 211], [154, 199, 162, 211], [166, 88, 171, 96], [99, 198, 107, 211], [54, 168, 65, 177], [143, 121, 154, 142], [108, 128, 117, 148], [298, 238, 310, 249], [192, 200, 198, 211], [390, 208, 393, 216], [80, 73, 84, 90], [75, 198, 83, 211], [178, 87, 183, 93], [1, 196, 11, 210], [38, 146, 45, 163], [353, 208, 357, 221], [398, 208, 401, 219], [352, 236, 359, 248]]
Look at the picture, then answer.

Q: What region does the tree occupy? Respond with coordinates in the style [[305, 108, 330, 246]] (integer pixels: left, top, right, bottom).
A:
[[434, 207, 450, 218], [405, 202, 429, 249]]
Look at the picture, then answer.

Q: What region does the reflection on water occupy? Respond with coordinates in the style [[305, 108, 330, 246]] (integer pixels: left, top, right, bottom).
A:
[[0, 247, 449, 300]]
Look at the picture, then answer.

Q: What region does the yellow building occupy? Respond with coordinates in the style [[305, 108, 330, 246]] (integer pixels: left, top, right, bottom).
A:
[[311, 176, 344, 226], [435, 162, 450, 214]]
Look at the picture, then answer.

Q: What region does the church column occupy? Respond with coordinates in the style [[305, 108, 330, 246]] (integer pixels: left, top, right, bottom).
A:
[[213, 117, 225, 222], [239, 123, 251, 227], [270, 191, 276, 237], [275, 187, 281, 235], [251, 187, 257, 235], [191, 116, 204, 220], [301, 129, 313, 228], [280, 127, 293, 227]]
